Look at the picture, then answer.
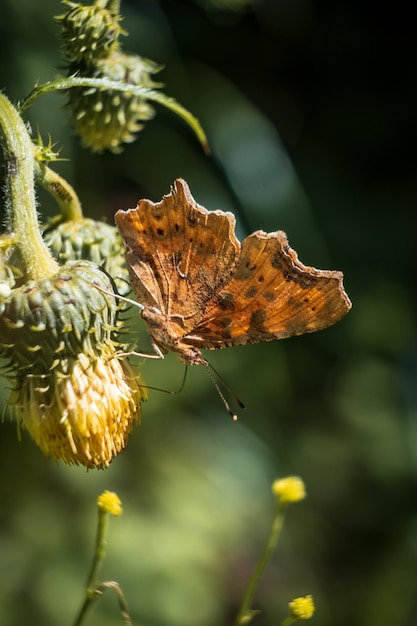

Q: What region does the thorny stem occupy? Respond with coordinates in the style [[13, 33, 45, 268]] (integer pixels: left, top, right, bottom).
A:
[[0, 92, 59, 280]]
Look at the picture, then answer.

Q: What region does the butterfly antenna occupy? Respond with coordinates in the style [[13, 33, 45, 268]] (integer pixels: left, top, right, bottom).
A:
[[137, 366, 188, 395], [204, 363, 244, 421], [92, 281, 144, 311]]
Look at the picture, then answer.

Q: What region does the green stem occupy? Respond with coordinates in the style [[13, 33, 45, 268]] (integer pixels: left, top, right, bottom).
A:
[[235, 501, 287, 626], [0, 93, 59, 280], [35, 161, 83, 221], [19, 76, 209, 154], [98, 582, 133, 626], [86, 507, 109, 589], [73, 508, 109, 626]]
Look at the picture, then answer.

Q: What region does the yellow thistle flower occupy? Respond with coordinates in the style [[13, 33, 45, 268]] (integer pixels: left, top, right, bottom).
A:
[[0, 260, 146, 468], [288, 595, 315, 620], [97, 490, 123, 516], [272, 476, 306, 504]]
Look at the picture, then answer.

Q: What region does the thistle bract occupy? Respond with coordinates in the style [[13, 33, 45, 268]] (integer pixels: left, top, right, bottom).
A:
[[43, 217, 130, 295]]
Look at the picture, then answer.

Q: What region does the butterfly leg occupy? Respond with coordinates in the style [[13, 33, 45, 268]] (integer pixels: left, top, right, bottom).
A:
[[115, 342, 165, 360]]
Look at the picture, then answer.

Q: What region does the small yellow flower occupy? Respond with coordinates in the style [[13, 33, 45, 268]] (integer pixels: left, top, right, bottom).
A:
[[289, 595, 315, 620], [97, 491, 123, 516], [272, 476, 306, 504]]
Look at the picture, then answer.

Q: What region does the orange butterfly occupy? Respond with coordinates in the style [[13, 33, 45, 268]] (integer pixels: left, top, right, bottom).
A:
[[114, 179, 351, 367]]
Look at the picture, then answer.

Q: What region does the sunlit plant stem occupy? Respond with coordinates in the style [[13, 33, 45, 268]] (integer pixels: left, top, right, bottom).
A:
[[0, 92, 58, 280]]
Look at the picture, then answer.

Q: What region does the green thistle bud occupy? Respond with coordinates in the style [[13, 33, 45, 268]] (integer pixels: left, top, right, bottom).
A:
[[68, 52, 161, 153], [43, 217, 130, 295], [0, 260, 146, 468], [56, 0, 125, 66]]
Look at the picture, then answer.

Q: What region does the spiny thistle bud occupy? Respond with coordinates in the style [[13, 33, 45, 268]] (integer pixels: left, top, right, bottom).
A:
[[0, 260, 146, 468], [43, 217, 130, 295], [56, 0, 125, 66], [68, 52, 161, 153]]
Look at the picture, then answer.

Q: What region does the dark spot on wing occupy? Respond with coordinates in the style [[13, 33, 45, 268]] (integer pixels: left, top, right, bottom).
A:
[[271, 253, 283, 270], [249, 309, 266, 334], [271, 253, 316, 289], [234, 261, 257, 280], [217, 292, 235, 310], [245, 285, 258, 298], [156, 227, 164, 237], [287, 297, 303, 311], [264, 291, 275, 302], [220, 317, 232, 338]]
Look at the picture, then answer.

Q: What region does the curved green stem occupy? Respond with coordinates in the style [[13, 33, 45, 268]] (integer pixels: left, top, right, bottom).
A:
[[235, 501, 287, 626], [0, 93, 59, 280], [97, 582, 133, 626], [19, 76, 210, 154], [35, 161, 83, 221]]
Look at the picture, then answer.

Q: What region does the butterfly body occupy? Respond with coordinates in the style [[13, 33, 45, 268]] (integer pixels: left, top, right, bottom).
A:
[[140, 304, 209, 365], [115, 179, 351, 365]]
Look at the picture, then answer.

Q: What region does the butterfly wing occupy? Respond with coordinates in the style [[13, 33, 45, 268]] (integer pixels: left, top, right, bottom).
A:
[[115, 179, 240, 329], [184, 230, 351, 348]]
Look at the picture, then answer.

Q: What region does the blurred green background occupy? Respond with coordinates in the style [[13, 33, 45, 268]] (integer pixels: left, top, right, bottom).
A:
[[1, 1, 416, 625]]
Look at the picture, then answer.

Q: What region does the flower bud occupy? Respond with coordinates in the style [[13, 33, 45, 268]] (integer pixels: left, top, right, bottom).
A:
[[97, 490, 123, 516], [272, 476, 306, 504], [68, 52, 161, 153], [43, 217, 130, 295], [288, 595, 315, 620], [56, 0, 125, 66], [0, 260, 146, 468]]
